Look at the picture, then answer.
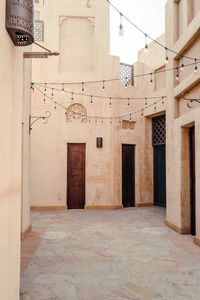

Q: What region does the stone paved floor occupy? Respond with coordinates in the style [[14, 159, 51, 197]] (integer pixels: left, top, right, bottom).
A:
[[20, 207, 200, 300]]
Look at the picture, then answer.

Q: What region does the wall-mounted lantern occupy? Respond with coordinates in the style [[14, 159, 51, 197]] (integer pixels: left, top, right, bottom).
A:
[[96, 137, 103, 148], [6, 0, 34, 46]]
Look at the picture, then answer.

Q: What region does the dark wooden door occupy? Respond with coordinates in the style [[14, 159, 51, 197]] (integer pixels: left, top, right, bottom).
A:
[[122, 144, 135, 207], [189, 126, 196, 235], [154, 145, 166, 207], [67, 143, 85, 209]]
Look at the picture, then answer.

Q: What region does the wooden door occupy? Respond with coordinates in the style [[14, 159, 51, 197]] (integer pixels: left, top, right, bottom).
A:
[[154, 145, 166, 207], [189, 126, 196, 235], [67, 143, 85, 209], [122, 144, 135, 207]]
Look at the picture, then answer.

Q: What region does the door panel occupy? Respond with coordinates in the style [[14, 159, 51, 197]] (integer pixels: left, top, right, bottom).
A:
[[189, 126, 196, 235], [67, 143, 85, 209], [122, 145, 135, 207], [154, 145, 166, 207]]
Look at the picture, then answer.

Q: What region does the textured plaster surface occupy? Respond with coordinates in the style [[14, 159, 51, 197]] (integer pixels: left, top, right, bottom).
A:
[[21, 208, 200, 300]]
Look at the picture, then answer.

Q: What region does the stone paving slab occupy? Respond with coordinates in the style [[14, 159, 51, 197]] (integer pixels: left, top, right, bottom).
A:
[[20, 208, 200, 300]]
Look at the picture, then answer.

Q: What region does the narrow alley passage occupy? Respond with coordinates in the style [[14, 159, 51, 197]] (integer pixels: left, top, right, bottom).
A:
[[21, 208, 200, 300]]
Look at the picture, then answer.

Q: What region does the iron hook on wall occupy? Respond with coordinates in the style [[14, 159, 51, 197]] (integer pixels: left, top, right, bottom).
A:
[[29, 111, 51, 135]]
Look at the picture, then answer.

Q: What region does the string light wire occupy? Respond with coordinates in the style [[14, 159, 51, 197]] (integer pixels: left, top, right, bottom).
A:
[[105, 0, 200, 61], [33, 82, 165, 101], [33, 85, 166, 121], [33, 60, 200, 87]]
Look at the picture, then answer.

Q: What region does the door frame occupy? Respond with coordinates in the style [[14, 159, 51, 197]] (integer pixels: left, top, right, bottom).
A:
[[122, 144, 135, 208], [67, 143, 86, 209]]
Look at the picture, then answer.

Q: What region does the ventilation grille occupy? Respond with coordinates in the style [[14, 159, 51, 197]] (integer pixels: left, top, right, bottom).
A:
[[152, 115, 166, 145], [120, 63, 134, 86]]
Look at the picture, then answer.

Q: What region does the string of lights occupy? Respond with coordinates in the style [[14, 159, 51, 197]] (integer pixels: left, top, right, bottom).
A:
[[33, 60, 200, 89], [32, 83, 166, 102], [105, 0, 200, 62], [33, 85, 166, 122]]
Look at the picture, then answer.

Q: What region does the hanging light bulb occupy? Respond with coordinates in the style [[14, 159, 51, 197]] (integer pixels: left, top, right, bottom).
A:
[[129, 114, 132, 121], [141, 109, 144, 117], [127, 98, 130, 106], [102, 80, 105, 91], [86, 0, 92, 8], [144, 34, 149, 54], [54, 102, 57, 110], [82, 82, 85, 92], [109, 97, 112, 107], [175, 67, 180, 82], [90, 95, 93, 104], [145, 98, 148, 106], [162, 96, 165, 104], [180, 62, 184, 73], [62, 83, 65, 93], [44, 83, 47, 92], [31, 83, 35, 92], [149, 73, 153, 85], [43, 94, 46, 103], [51, 88, 54, 98], [154, 102, 157, 111], [71, 92, 74, 102], [165, 47, 169, 64], [119, 12, 124, 36], [194, 58, 198, 74]]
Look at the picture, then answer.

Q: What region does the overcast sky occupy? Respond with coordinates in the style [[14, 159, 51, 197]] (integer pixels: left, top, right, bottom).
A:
[[109, 0, 167, 64]]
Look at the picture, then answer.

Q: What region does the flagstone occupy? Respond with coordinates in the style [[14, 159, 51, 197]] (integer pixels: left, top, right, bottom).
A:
[[21, 208, 200, 299]]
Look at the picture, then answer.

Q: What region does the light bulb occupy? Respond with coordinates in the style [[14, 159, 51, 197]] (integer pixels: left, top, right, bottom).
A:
[[86, 0, 92, 8], [180, 63, 184, 73], [144, 45, 149, 55], [119, 24, 124, 36], [175, 68, 179, 82], [62, 83, 65, 93], [149, 73, 153, 85], [165, 56, 169, 64], [144, 34, 149, 54], [102, 81, 105, 91], [194, 59, 198, 74]]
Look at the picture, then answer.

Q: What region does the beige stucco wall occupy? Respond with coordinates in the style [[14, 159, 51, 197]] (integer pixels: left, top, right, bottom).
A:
[[165, 0, 200, 242], [31, 0, 166, 209], [21, 59, 32, 236], [0, 2, 32, 298]]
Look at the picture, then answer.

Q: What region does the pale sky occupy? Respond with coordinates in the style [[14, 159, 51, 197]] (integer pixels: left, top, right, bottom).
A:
[[110, 0, 168, 64]]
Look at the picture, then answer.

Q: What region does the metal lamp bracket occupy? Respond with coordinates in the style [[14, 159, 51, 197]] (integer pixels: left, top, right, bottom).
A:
[[182, 92, 200, 108], [29, 111, 51, 135]]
